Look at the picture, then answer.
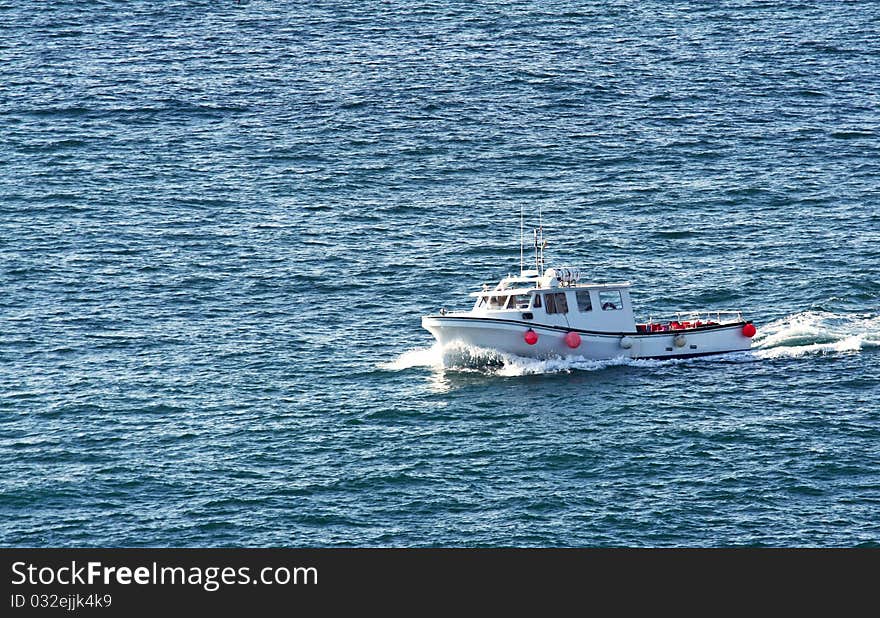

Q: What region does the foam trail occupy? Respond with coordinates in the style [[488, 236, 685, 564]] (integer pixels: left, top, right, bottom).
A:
[[382, 342, 743, 377], [753, 311, 880, 359], [494, 353, 633, 377], [378, 344, 445, 370]]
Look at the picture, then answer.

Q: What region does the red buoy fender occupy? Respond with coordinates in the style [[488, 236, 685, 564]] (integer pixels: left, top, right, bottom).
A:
[[564, 331, 581, 349], [742, 323, 757, 338], [524, 329, 538, 345]]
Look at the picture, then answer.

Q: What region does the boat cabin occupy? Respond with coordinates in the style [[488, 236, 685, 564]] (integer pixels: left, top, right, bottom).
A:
[[469, 268, 636, 332]]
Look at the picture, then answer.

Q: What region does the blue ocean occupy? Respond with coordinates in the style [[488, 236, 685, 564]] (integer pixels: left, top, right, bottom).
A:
[[2, 1, 878, 547]]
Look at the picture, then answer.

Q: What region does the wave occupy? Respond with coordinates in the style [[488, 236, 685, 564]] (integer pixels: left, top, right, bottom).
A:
[[380, 342, 752, 377], [381, 311, 879, 377], [752, 311, 880, 359], [378, 345, 446, 371]]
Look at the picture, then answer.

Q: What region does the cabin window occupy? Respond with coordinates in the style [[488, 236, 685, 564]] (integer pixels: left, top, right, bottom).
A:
[[509, 294, 530, 309], [476, 296, 488, 308], [555, 292, 569, 313], [532, 294, 541, 308], [544, 292, 569, 314], [599, 290, 623, 311], [488, 296, 506, 309], [576, 291, 593, 312]]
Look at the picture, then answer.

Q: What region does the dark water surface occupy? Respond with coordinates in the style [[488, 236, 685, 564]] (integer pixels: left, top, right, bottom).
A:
[[1, 1, 879, 546]]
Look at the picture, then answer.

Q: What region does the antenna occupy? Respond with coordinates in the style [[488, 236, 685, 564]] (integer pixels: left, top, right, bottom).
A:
[[519, 205, 524, 276], [539, 206, 543, 276], [533, 205, 546, 276]]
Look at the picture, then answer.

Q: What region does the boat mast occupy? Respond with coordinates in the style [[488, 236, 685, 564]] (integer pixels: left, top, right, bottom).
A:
[[519, 205, 524, 276], [533, 206, 545, 276]]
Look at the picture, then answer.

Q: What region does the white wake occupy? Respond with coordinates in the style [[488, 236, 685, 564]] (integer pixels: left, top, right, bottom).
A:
[[752, 311, 880, 359], [379, 342, 750, 377]]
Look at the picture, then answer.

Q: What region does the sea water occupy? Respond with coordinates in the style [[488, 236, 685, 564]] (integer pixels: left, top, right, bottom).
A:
[[1, 1, 878, 546]]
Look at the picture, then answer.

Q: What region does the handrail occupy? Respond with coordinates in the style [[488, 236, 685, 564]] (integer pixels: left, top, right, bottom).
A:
[[644, 310, 744, 324]]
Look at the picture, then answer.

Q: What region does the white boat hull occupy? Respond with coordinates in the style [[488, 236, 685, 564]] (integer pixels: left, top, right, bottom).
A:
[[421, 315, 753, 360]]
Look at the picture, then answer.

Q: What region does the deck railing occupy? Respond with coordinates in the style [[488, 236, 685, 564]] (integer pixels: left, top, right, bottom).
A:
[[674, 310, 743, 323], [641, 310, 744, 331]]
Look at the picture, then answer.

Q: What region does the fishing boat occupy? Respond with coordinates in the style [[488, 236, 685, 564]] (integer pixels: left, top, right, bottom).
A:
[[421, 220, 756, 360]]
